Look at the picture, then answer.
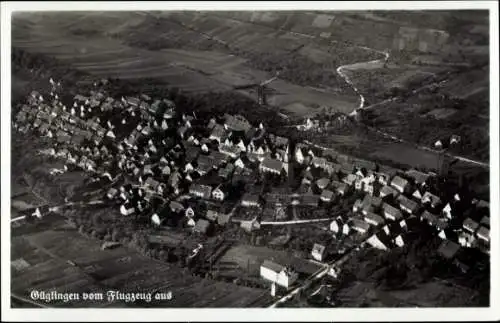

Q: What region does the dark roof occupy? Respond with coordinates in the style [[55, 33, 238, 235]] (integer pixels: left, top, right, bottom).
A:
[[422, 191, 442, 206], [406, 169, 430, 184], [245, 128, 257, 140], [261, 157, 283, 172], [210, 124, 227, 139], [382, 203, 403, 220], [354, 159, 377, 171], [480, 216, 490, 227], [363, 194, 383, 208], [364, 212, 385, 225], [219, 144, 241, 156], [210, 151, 229, 166], [272, 135, 289, 148], [242, 193, 260, 203], [391, 176, 409, 190], [336, 153, 351, 164], [194, 219, 211, 234], [380, 185, 398, 197], [351, 217, 370, 232], [476, 200, 490, 209], [206, 209, 220, 221], [217, 213, 231, 226], [169, 201, 185, 212], [312, 243, 326, 255], [225, 114, 251, 132], [301, 194, 320, 206], [463, 218, 479, 232], [320, 189, 334, 200], [397, 195, 419, 212], [477, 226, 489, 240], [438, 240, 460, 259], [421, 210, 439, 225], [331, 180, 348, 192], [316, 178, 330, 189]]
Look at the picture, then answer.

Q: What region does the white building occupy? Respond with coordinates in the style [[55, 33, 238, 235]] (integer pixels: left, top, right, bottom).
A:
[[442, 203, 453, 219], [260, 260, 298, 290], [151, 213, 162, 226], [212, 186, 225, 201], [120, 203, 135, 216], [367, 234, 389, 251], [311, 243, 326, 262]]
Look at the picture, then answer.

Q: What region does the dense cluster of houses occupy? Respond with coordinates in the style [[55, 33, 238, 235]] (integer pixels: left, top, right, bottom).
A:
[[296, 114, 351, 132], [14, 78, 490, 290], [14, 88, 122, 175], [13, 80, 301, 235], [294, 156, 491, 263]]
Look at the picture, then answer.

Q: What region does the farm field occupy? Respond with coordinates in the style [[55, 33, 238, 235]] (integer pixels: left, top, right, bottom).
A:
[[219, 244, 322, 278], [333, 280, 479, 307], [11, 12, 363, 117], [11, 217, 274, 308]]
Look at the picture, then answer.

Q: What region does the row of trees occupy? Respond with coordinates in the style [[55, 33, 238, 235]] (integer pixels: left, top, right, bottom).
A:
[[12, 48, 89, 84]]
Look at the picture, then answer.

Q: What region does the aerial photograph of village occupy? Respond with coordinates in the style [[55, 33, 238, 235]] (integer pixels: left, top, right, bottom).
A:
[[8, 8, 491, 309]]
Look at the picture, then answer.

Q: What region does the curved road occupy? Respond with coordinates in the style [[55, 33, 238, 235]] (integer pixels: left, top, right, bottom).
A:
[[333, 47, 489, 169]]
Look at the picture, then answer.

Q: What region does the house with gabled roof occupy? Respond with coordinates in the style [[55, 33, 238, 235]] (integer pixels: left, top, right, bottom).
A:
[[331, 180, 349, 196], [382, 203, 403, 221], [367, 231, 391, 251], [294, 145, 306, 164], [219, 143, 241, 159], [260, 260, 298, 290], [397, 195, 419, 214], [480, 216, 490, 228], [405, 169, 430, 187], [209, 124, 227, 143], [340, 163, 355, 176], [379, 185, 399, 199], [210, 151, 229, 168], [329, 217, 345, 233], [362, 195, 383, 212], [463, 218, 479, 234], [390, 176, 410, 193], [438, 240, 460, 260], [120, 202, 135, 216], [350, 217, 370, 234], [442, 202, 453, 219], [421, 191, 442, 209], [316, 177, 330, 190], [212, 184, 228, 201], [342, 174, 357, 186], [311, 243, 326, 262], [218, 163, 235, 179], [193, 219, 212, 235], [476, 226, 489, 243], [259, 157, 285, 175], [189, 184, 212, 200], [320, 189, 334, 203], [421, 210, 439, 226], [412, 188, 424, 200], [364, 212, 385, 227], [241, 193, 261, 207], [301, 194, 320, 207], [205, 209, 221, 222], [224, 114, 252, 132]]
